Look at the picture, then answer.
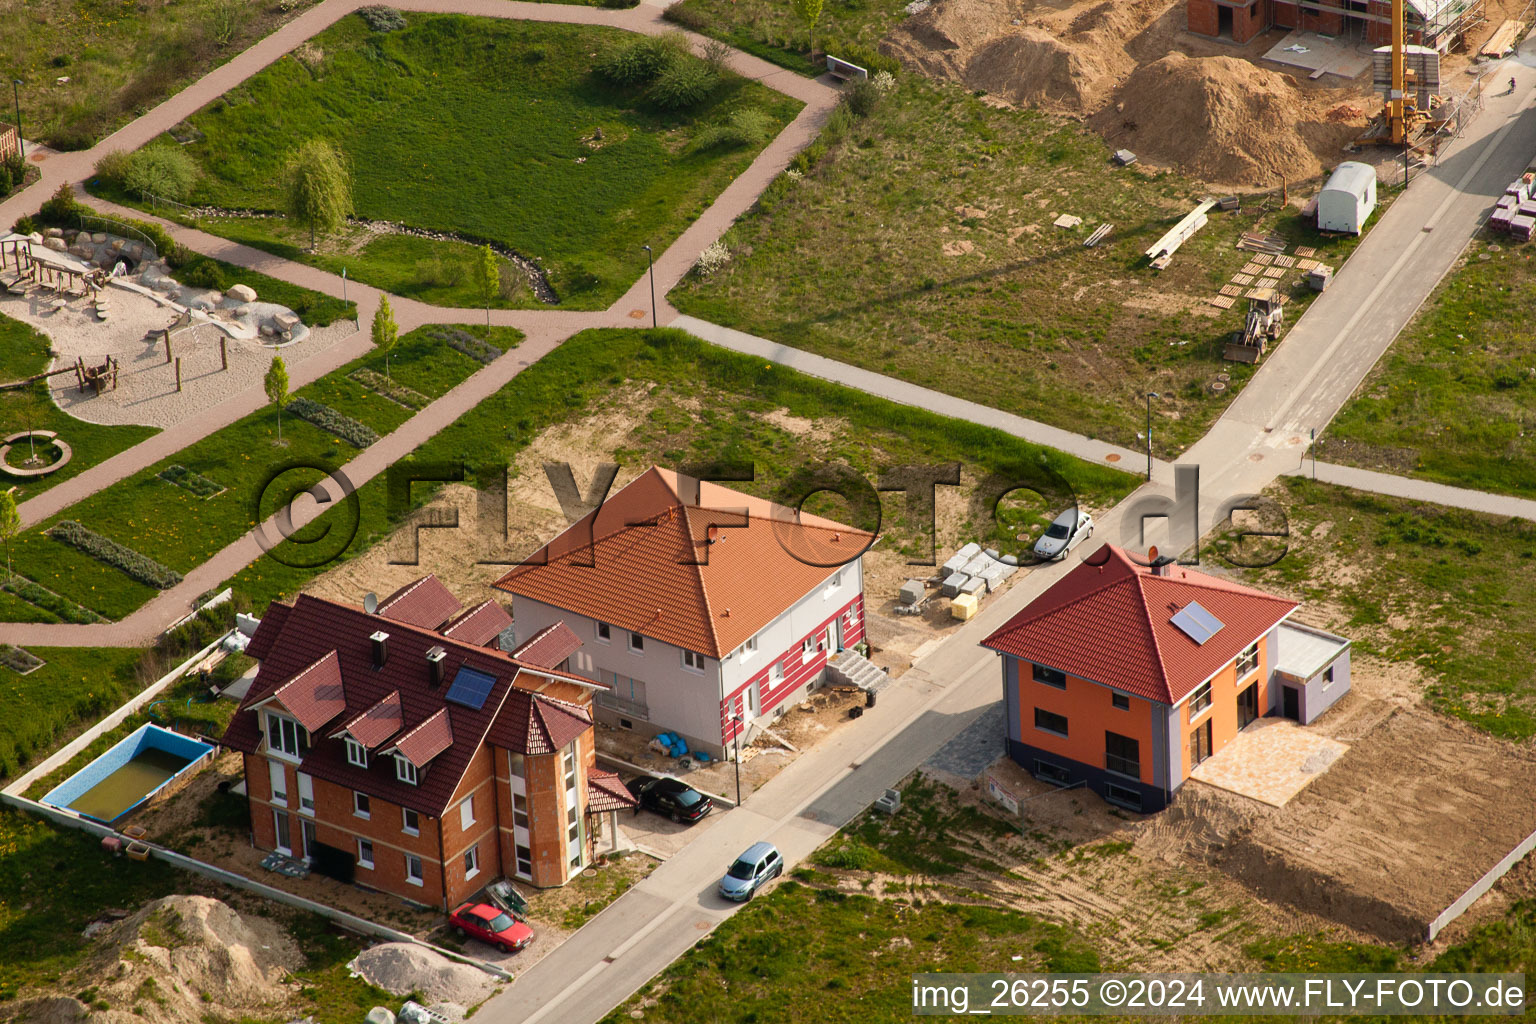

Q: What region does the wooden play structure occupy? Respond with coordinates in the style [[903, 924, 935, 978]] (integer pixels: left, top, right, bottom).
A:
[[74, 355, 120, 395]]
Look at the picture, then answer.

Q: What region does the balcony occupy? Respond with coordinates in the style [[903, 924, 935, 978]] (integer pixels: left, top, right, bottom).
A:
[[1105, 753, 1140, 780]]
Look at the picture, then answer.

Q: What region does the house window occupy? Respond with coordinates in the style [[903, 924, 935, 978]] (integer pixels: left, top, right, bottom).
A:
[[1112, 693, 1130, 711], [402, 808, 420, 836], [357, 839, 374, 870], [563, 745, 582, 871], [1034, 760, 1072, 786], [1105, 731, 1140, 780], [465, 844, 481, 880], [682, 649, 705, 672], [1322, 664, 1336, 688], [353, 791, 370, 819], [770, 662, 784, 686], [514, 840, 532, 880], [513, 793, 529, 830], [628, 632, 645, 654], [596, 622, 611, 643], [344, 738, 368, 769], [297, 773, 315, 815], [395, 756, 419, 786], [268, 761, 288, 806], [508, 752, 525, 779], [1032, 664, 1067, 689], [273, 810, 292, 855], [1104, 782, 1143, 812], [265, 712, 309, 760], [459, 795, 475, 831], [741, 636, 758, 660], [1034, 708, 1069, 737], [405, 854, 424, 886], [1189, 682, 1213, 717], [823, 570, 843, 597], [1236, 642, 1259, 678]]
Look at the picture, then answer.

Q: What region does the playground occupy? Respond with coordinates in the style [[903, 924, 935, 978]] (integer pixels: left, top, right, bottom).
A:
[[0, 232, 354, 429]]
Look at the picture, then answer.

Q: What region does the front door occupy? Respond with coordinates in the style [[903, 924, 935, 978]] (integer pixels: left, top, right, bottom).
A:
[[299, 819, 317, 862], [1237, 683, 1259, 729], [1188, 720, 1212, 768], [273, 810, 292, 855], [1282, 686, 1300, 721]]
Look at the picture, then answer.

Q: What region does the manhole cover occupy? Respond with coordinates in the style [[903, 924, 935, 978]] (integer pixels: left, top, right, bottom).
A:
[[1104, 453, 1121, 463], [1209, 381, 1226, 393], [628, 309, 647, 320], [1248, 452, 1265, 462], [1489, 244, 1503, 252], [1216, 372, 1231, 382]]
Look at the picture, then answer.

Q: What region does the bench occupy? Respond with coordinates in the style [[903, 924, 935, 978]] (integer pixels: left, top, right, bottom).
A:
[[826, 55, 868, 82]]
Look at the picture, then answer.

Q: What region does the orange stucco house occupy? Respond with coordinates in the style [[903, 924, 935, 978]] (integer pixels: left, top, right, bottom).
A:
[[982, 545, 1350, 812]]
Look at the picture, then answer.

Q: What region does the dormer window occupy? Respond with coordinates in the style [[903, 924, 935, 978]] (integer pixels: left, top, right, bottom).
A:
[[395, 755, 419, 786], [265, 712, 310, 760], [345, 737, 368, 769]]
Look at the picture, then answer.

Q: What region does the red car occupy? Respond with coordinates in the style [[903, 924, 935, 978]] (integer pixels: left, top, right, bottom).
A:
[[448, 902, 533, 953]]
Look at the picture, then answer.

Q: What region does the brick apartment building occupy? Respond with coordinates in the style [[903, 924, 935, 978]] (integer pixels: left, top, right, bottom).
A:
[[223, 575, 635, 908], [1186, 0, 1479, 48], [493, 467, 871, 758]]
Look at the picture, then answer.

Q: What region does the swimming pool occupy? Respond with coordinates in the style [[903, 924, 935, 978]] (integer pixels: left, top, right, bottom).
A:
[[42, 724, 216, 825]]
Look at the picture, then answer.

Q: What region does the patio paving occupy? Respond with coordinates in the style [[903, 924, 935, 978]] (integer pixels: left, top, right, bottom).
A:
[[1188, 717, 1348, 807]]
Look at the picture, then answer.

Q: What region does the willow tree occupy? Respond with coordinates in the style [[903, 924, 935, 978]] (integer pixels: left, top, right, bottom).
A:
[[285, 139, 353, 251]]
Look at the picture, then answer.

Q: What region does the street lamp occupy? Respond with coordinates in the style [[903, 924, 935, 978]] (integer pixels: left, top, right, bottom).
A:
[[10, 80, 22, 163], [1144, 392, 1160, 481], [641, 244, 656, 328]]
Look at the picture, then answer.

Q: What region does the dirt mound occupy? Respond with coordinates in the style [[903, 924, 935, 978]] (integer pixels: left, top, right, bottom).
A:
[[1102, 53, 1353, 186], [350, 943, 497, 1008], [1, 895, 301, 1024]]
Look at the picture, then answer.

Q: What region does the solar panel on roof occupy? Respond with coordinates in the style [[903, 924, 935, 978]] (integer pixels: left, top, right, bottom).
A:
[[445, 666, 498, 710], [1170, 601, 1224, 645]]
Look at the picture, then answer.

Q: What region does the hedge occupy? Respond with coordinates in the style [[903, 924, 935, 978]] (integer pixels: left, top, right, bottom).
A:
[[158, 464, 225, 498], [0, 575, 105, 624], [286, 397, 381, 448], [426, 327, 500, 365], [350, 367, 428, 410], [49, 520, 185, 589]]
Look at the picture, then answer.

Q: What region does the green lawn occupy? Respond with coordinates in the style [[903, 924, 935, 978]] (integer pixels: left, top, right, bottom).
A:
[[664, 0, 905, 77], [1210, 477, 1536, 740], [222, 327, 1141, 612], [1323, 239, 1536, 499], [0, 314, 159, 503], [672, 75, 1375, 454], [0, 325, 517, 624], [0, 0, 316, 150], [114, 13, 802, 309], [0, 646, 145, 781]]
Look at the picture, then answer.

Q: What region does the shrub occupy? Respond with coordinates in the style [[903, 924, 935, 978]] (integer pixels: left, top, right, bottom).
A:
[[647, 59, 717, 111], [93, 149, 135, 185], [846, 78, 882, 117], [123, 144, 198, 202], [285, 397, 380, 448], [693, 107, 775, 150], [12, 214, 36, 236], [357, 5, 405, 31], [178, 257, 227, 291], [835, 43, 900, 76], [694, 240, 731, 276], [0, 174, 9, 200], [0, 576, 102, 624], [424, 326, 500, 364], [824, 101, 855, 142], [789, 138, 828, 174], [50, 521, 184, 590], [700, 37, 734, 76], [5, 151, 24, 187], [871, 69, 897, 94], [158, 464, 225, 498], [660, 3, 709, 31], [39, 183, 81, 225], [595, 32, 691, 87]]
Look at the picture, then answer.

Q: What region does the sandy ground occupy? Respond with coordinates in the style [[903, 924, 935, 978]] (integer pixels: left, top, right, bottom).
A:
[[0, 282, 355, 429]]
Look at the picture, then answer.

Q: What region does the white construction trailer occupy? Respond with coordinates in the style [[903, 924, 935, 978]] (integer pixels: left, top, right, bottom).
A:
[[1317, 162, 1378, 235]]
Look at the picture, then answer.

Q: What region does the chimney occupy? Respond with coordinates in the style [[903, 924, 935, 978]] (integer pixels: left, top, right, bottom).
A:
[[707, 525, 721, 544], [426, 645, 446, 686], [370, 630, 390, 668]]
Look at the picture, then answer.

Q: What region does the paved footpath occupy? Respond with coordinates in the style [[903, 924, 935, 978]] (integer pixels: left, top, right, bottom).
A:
[[1288, 460, 1536, 521]]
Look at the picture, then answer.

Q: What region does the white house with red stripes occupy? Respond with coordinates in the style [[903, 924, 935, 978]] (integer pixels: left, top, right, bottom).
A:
[[492, 468, 868, 758]]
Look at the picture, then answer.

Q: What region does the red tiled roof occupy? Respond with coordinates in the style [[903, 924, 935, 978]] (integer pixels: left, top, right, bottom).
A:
[[981, 545, 1298, 705], [259, 651, 347, 733], [587, 768, 638, 812], [487, 691, 592, 756], [332, 690, 404, 749], [377, 574, 462, 631], [388, 707, 453, 768], [492, 467, 871, 658], [245, 601, 291, 661], [221, 593, 596, 817], [440, 600, 513, 648], [511, 622, 582, 669]]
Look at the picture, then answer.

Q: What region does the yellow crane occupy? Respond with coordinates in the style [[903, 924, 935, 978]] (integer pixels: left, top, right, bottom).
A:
[[1388, 0, 1408, 145]]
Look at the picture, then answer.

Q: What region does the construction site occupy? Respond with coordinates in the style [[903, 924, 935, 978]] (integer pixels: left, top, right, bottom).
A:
[[883, 0, 1528, 187]]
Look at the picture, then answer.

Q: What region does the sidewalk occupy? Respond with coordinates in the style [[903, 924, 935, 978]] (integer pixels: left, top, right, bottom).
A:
[[1288, 460, 1536, 522]]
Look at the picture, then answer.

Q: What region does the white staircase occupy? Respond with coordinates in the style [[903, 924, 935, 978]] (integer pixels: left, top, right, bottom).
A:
[[827, 649, 890, 694]]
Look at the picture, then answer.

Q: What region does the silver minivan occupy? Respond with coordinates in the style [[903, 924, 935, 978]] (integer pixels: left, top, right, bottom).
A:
[[718, 841, 783, 901]]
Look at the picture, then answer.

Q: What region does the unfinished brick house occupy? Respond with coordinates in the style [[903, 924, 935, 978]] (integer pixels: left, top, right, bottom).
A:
[[223, 574, 636, 907], [1187, 0, 1482, 48]]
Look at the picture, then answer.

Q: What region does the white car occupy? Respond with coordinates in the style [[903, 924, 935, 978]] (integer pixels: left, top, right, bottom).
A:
[[1033, 508, 1093, 561]]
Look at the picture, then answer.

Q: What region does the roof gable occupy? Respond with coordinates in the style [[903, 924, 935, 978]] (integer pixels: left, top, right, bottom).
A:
[[377, 574, 462, 631], [491, 467, 871, 657], [387, 707, 454, 767], [511, 622, 583, 669], [981, 546, 1297, 704], [332, 690, 404, 749], [259, 650, 347, 732], [440, 600, 513, 648]]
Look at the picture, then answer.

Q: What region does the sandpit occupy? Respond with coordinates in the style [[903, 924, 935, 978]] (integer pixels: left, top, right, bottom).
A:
[[883, 0, 1373, 186]]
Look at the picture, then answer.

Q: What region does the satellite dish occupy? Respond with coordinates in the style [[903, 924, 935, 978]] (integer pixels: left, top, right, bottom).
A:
[[364, 592, 378, 615]]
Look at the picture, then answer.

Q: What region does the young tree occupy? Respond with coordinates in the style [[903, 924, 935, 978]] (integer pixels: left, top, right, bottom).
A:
[[265, 355, 290, 445], [372, 295, 399, 378], [473, 245, 499, 327], [791, 0, 825, 58], [0, 488, 19, 582], [285, 139, 353, 251]]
